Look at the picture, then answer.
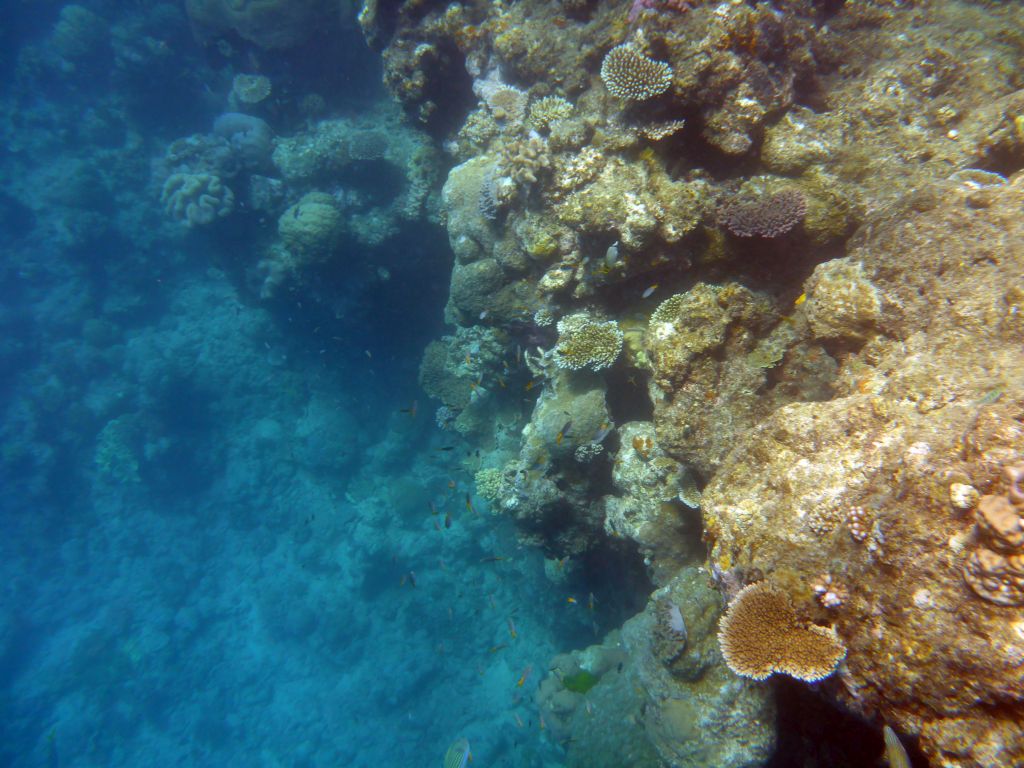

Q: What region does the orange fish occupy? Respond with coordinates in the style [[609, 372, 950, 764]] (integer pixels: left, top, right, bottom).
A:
[[465, 494, 477, 516], [524, 380, 535, 392], [517, 664, 532, 687]]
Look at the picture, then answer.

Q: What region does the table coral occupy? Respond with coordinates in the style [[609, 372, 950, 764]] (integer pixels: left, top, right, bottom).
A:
[[718, 581, 846, 682]]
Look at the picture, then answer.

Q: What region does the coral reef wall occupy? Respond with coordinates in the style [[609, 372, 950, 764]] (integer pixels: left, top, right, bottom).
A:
[[365, 0, 1024, 765]]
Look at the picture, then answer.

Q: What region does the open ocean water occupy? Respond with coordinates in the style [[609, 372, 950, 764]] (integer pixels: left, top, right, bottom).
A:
[[0, 4, 586, 767]]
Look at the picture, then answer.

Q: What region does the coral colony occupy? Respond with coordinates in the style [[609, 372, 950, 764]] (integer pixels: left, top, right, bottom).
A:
[[4, 1, 1024, 767]]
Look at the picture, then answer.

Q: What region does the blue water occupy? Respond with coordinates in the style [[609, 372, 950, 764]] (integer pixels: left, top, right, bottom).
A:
[[0, 3, 614, 766]]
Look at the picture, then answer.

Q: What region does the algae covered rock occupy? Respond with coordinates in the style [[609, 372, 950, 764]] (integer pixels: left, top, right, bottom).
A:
[[604, 421, 699, 584], [703, 173, 1024, 768], [542, 567, 775, 768], [646, 283, 808, 477]]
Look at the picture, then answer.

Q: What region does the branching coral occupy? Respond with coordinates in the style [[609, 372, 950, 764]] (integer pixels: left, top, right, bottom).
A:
[[718, 189, 807, 238], [552, 313, 623, 371], [718, 581, 846, 682], [600, 44, 673, 101], [529, 96, 574, 132]]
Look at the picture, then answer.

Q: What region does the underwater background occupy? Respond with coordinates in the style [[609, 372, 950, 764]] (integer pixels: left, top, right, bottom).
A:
[[2, 1, 1023, 767]]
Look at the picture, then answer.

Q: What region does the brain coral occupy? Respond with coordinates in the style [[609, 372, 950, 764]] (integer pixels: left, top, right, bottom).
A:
[[718, 581, 846, 682], [600, 44, 673, 101], [161, 172, 234, 227], [553, 314, 623, 371]]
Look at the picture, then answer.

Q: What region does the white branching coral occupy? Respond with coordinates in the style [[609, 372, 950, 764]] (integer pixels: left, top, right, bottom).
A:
[[600, 43, 673, 101], [553, 313, 623, 371]]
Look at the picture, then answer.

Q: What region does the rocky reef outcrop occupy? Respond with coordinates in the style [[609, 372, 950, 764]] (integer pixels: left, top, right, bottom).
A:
[[363, 0, 1024, 765]]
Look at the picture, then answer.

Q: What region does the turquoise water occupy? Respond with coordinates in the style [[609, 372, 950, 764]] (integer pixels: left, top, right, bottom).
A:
[[0, 4, 625, 766]]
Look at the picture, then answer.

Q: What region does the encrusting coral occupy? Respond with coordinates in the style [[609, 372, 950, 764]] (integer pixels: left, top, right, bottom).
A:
[[717, 581, 846, 683]]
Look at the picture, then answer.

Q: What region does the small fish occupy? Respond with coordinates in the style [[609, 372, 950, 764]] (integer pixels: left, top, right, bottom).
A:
[[604, 241, 620, 266], [479, 310, 489, 320], [364, 350, 372, 359], [517, 664, 533, 687], [480, 556, 507, 563], [496, 375, 506, 389], [516, 345, 522, 366], [444, 510, 452, 529], [489, 643, 508, 654], [433, 518, 442, 532], [593, 422, 614, 444], [443, 737, 472, 768], [448, 480, 457, 490], [488, 594, 497, 610], [524, 380, 535, 392], [585, 700, 593, 716], [437, 446, 456, 452], [429, 501, 439, 516], [465, 494, 477, 516], [539, 714, 547, 732], [514, 713, 525, 728], [642, 283, 659, 299], [883, 725, 910, 768], [555, 420, 573, 446], [507, 617, 518, 640], [399, 399, 418, 418], [587, 592, 596, 613], [407, 571, 417, 587], [794, 292, 807, 306], [566, 596, 577, 604], [465, 353, 472, 365]]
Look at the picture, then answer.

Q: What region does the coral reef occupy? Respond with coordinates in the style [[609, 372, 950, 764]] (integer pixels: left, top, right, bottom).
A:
[[361, 1, 1024, 764], [553, 313, 623, 372], [702, 174, 1024, 767], [718, 581, 846, 683], [160, 172, 234, 227], [600, 44, 673, 102], [538, 567, 775, 768]]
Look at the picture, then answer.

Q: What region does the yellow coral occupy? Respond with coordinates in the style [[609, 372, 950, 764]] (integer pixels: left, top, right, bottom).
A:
[[718, 581, 846, 682]]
